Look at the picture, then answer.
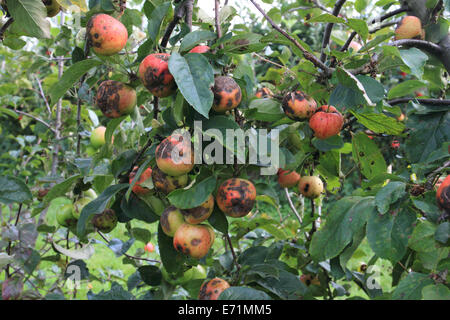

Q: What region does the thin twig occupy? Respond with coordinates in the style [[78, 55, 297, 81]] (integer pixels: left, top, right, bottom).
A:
[[160, 1, 187, 48], [35, 76, 52, 115], [425, 160, 450, 190], [13, 110, 56, 134], [215, 0, 224, 50], [0, 17, 14, 41], [5, 203, 23, 278], [320, 0, 347, 62], [225, 234, 240, 272], [97, 231, 161, 263], [284, 188, 303, 224], [249, 0, 332, 75]]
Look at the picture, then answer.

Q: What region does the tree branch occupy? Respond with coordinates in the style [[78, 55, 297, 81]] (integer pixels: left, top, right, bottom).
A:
[[425, 160, 450, 190], [340, 6, 409, 52], [320, 0, 347, 62], [160, 0, 187, 48], [13, 110, 56, 134], [215, 0, 224, 50], [249, 0, 332, 75], [387, 97, 450, 105], [284, 188, 303, 225], [0, 17, 14, 41]]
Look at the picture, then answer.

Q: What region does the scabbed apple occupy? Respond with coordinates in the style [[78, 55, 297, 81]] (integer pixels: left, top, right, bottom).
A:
[[90, 126, 107, 148], [198, 278, 230, 300], [436, 175, 450, 211], [95, 80, 136, 118], [300, 274, 320, 286], [129, 166, 153, 195], [160, 206, 185, 237], [277, 169, 301, 188], [216, 178, 256, 218], [87, 14, 128, 56], [139, 53, 176, 98], [282, 90, 317, 120], [151, 166, 188, 194], [155, 134, 194, 177], [173, 223, 214, 259], [92, 209, 118, 233], [309, 105, 343, 139], [298, 176, 324, 198], [395, 16, 425, 40], [182, 194, 215, 224], [211, 76, 242, 112]]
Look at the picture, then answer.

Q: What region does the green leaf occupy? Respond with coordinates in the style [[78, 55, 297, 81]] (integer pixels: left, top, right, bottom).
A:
[[3, 37, 27, 50], [107, 238, 135, 257], [7, 0, 51, 39], [375, 182, 406, 214], [168, 176, 217, 209], [309, 14, 346, 23], [168, 52, 214, 118], [138, 266, 162, 286], [77, 184, 129, 235], [387, 80, 426, 99], [121, 193, 159, 223], [0, 176, 32, 204], [346, 19, 369, 40], [310, 196, 376, 261], [88, 282, 135, 300], [399, 48, 428, 79], [350, 111, 405, 135], [179, 30, 217, 52], [392, 272, 434, 300], [336, 68, 374, 106], [255, 268, 307, 299], [352, 132, 387, 179], [208, 207, 229, 234], [131, 228, 152, 244], [435, 222, 449, 244], [361, 173, 408, 189], [422, 284, 450, 300], [366, 207, 416, 263], [219, 287, 272, 300], [312, 135, 344, 152], [49, 59, 103, 106], [157, 223, 186, 273], [408, 221, 437, 253], [245, 99, 284, 122], [147, 1, 171, 43]]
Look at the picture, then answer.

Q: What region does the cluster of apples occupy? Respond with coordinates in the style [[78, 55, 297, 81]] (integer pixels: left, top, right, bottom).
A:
[[54, 189, 118, 234], [276, 169, 324, 199], [128, 132, 257, 260]]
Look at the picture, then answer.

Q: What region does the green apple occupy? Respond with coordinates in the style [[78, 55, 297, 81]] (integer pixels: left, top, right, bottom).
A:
[[90, 126, 106, 149], [73, 197, 91, 219], [56, 203, 77, 227]]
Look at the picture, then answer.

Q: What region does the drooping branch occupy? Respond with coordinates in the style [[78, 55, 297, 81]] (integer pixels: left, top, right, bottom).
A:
[[249, 0, 332, 75], [284, 188, 303, 225], [340, 6, 409, 53], [13, 110, 57, 134], [319, 0, 347, 62], [387, 97, 450, 105]]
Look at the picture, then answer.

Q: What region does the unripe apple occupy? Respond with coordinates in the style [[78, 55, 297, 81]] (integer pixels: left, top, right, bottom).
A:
[[56, 203, 77, 228], [155, 134, 194, 177], [87, 14, 128, 56], [173, 223, 214, 259], [160, 206, 185, 237], [198, 278, 230, 300], [309, 105, 343, 139], [90, 126, 106, 149], [395, 16, 425, 40], [73, 197, 91, 219], [83, 189, 97, 200], [92, 209, 118, 233], [298, 176, 324, 199], [277, 169, 301, 188], [182, 194, 215, 224]]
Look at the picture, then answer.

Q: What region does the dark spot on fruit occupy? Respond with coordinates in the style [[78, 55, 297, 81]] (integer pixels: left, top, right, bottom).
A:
[[191, 238, 201, 246], [304, 183, 310, 193], [94, 33, 99, 39]]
